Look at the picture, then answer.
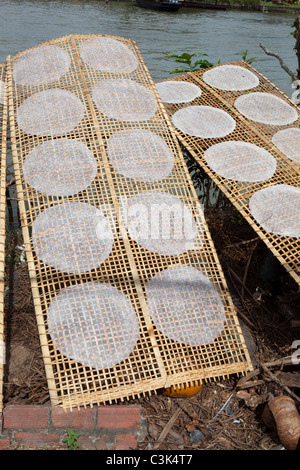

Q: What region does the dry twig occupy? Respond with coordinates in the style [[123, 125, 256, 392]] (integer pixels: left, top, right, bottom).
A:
[[259, 43, 297, 81], [260, 362, 300, 404]]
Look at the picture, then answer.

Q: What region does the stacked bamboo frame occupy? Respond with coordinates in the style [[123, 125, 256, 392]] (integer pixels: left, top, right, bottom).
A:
[[157, 63, 300, 285], [0, 64, 7, 412], [7, 35, 252, 410]]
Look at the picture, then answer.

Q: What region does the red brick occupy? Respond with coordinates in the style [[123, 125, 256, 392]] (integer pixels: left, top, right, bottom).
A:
[[94, 435, 108, 450], [0, 439, 11, 450], [77, 435, 97, 450], [15, 432, 60, 449], [97, 406, 141, 429], [115, 433, 137, 450], [51, 407, 95, 430], [4, 405, 48, 430]]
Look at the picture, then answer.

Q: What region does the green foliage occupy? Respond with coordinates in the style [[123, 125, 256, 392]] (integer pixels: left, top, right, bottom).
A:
[[265, 1, 300, 8], [229, 0, 261, 6], [239, 50, 256, 64], [62, 429, 80, 450], [164, 49, 256, 76], [163, 52, 215, 74]]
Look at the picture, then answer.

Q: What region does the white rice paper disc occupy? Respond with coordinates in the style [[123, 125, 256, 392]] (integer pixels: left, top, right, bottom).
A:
[[234, 92, 298, 125], [79, 36, 138, 73], [172, 105, 236, 138], [155, 81, 201, 103], [23, 139, 97, 196], [12, 45, 71, 86], [145, 265, 226, 346], [32, 202, 114, 273], [47, 282, 140, 369], [92, 79, 157, 122], [272, 128, 300, 164], [203, 65, 259, 91], [17, 89, 85, 136], [0, 81, 5, 105], [204, 141, 276, 182], [107, 129, 174, 182], [249, 184, 300, 238], [122, 190, 201, 255]]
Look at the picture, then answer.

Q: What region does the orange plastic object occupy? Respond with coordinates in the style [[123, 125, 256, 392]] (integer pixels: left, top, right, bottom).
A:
[[163, 383, 203, 398]]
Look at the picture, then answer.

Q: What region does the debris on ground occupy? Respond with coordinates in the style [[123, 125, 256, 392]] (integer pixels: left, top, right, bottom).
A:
[[3, 204, 300, 450]]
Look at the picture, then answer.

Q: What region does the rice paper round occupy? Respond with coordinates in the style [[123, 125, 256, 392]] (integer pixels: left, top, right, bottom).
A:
[[32, 201, 114, 274], [172, 105, 236, 138], [107, 129, 174, 182], [92, 79, 157, 122], [156, 80, 201, 103], [13, 45, 71, 86], [234, 92, 298, 125], [47, 282, 140, 369], [204, 141, 276, 182], [17, 89, 85, 136], [79, 36, 138, 73], [145, 265, 226, 346], [23, 139, 97, 196], [203, 65, 259, 91], [272, 128, 300, 164], [121, 190, 201, 255], [249, 184, 300, 238]]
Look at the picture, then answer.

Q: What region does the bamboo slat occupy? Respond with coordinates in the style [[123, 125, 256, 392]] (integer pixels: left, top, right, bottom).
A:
[[0, 64, 7, 412], [157, 62, 300, 285], [7, 36, 252, 409]]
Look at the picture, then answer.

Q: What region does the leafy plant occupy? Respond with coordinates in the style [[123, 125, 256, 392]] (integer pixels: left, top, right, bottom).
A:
[[164, 49, 256, 76], [163, 52, 215, 74], [62, 429, 80, 450], [239, 50, 256, 64]]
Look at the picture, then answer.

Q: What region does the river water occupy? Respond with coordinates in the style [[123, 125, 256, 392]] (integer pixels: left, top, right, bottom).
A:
[[0, 0, 298, 95]]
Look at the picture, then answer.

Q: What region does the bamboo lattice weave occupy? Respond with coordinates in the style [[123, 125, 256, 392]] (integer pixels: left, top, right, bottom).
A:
[[0, 64, 7, 412], [7, 36, 252, 409], [157, 62, 300, 285]]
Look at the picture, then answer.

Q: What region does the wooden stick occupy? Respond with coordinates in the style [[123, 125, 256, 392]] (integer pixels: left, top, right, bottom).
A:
[[237, 356, 294, 387], [260, 362, 300, 404], [242, 242, 258, 297], [227, 236, 260, 249], [152, 406, 182, 449], [259, 43, 297, 81]]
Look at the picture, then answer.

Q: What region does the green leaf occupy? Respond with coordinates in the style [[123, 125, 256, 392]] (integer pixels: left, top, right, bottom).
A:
[[174, 57, 191, 64], [62, 429, 80, 450], [164, 50, 215, 74], [169, 67, 187, 74], [239, 50, 256, 64], [178, 52, 194, 59], [193, 59, 214, 68], [163, 53, 182, 58], [193, 52, 208, 57]]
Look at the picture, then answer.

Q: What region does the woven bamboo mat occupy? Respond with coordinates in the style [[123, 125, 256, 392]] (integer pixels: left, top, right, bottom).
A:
[[0, 63, 7, 412], [7, 36, 252, 409], [156, 62, 300, 285]]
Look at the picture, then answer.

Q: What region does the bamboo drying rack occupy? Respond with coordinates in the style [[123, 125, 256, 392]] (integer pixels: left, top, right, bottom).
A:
[[158, 62, 300, 286], [7, 35, 252, 410], [0, 64, 7, 412]]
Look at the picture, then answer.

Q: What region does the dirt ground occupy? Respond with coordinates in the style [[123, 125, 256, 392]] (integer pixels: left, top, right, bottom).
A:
[[3, 203, 300, 451]]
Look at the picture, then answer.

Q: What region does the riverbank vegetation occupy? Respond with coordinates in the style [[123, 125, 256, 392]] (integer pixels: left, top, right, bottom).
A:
[[190, 0, 300, 12], [238, 0, 299, 8]]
